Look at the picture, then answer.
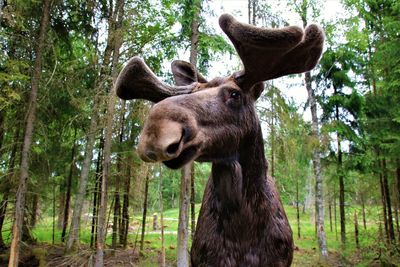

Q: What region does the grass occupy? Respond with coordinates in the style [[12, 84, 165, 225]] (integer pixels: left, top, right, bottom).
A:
[[2, 204, 398, 266]]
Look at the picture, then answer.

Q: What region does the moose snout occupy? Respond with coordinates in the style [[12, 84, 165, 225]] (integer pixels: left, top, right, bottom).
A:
[[137, 119, 184, 162]]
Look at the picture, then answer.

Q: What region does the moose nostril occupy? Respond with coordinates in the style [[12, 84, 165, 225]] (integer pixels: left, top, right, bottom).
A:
[[146, 150, 158, 161], [166, 142, 180, 155]]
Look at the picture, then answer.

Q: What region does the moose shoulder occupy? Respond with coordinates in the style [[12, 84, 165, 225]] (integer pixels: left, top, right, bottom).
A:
[[116, 14, 324, 267]]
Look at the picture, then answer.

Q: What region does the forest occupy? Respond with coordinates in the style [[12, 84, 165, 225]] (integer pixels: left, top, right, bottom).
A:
[[0, 0, 400, 266]]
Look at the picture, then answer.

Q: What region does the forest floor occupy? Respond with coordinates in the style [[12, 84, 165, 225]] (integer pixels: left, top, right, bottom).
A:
[[0, 205, 399, 266]]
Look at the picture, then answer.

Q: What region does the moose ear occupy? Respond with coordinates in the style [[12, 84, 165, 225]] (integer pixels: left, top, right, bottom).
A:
[[171, 60, 208, 86], [250, 82, 264, 100]]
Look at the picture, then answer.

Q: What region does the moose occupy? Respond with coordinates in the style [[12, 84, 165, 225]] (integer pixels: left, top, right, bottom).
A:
[[116, 14, 323, 267]]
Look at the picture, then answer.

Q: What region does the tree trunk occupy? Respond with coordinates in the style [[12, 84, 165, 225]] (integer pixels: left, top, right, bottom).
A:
[[111, 187, 121, 253], [397, 159, 400, 241], [177, 164, 191, 266], [248, 0, 251, 24], [0, 127, 20, 249], [361, 195, 367, 230], [117, 102, 128, 247], [61, 132, 77, 242], [189, 5, 200, 240], [382, 158, 395, 243], [159, 170, 166, 267], [0, 111, 4, 158], [354, 210, 359, 249], [140, 174, 150, 251], [339, 160, 346, 245], [177, 4, 200, 263], [120, 155, 130, 248], [334, 85, 346, 245], [90, 141, 103, 248], [334, 190, 338, 240], [296, 176, 301, 239], [57, 189, 65, 229], [66, 0, 117, 250], [8, 0, 51, 265], [30, 194, 39, 228], [305, 71, 328, 259], [252, 0, 257, 24], [328, 197, 333, 232], [66, 97, 101, 252], [190, 164, 196, 240], [52, 182, 56, 245], [271, 87, 275, 178], [380, 172, 389, 242], [95, 0, 124, 263], [0, 192, 9, 249]]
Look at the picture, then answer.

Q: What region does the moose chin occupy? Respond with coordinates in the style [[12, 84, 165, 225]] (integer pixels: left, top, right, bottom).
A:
[[116, 13, 324, 267]]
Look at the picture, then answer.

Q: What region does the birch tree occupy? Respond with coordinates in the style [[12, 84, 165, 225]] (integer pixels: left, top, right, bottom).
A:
[[289, 0, 328, 259], [95, 0, 125, 265]]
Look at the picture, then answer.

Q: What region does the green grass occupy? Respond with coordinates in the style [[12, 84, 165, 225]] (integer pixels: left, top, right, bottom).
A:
[[2, 204, 397, 266]]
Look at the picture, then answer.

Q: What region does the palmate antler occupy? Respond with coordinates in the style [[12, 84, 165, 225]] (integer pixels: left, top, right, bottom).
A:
[[115, 57, 198, 102], [219, 14, 324, 90], [116, 14, 324, 101]]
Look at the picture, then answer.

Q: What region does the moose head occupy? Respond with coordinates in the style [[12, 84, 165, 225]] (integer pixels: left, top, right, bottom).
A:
[[116, 14, 323, 170], [116, 14, 323, 266]]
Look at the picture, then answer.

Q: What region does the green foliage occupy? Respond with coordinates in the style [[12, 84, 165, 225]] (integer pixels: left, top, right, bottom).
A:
[[1, 0, 400, 264]]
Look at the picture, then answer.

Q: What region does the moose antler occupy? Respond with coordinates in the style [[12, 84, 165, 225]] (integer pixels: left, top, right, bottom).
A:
[[116, 14, 324, 102], [219, 14, 324, 89], [116, 57, 198, 102]]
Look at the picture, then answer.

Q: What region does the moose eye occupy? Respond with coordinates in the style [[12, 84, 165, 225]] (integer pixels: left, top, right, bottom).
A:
[[230, 91, 241, 100]]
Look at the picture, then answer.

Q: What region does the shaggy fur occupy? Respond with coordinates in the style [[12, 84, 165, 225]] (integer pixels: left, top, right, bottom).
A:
[[115, 13, 324, 267]]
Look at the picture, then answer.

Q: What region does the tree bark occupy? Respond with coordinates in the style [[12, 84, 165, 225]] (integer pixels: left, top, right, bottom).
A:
[[140, 174, 150, 251], [0, 111, 4, 158], [305, 71, 328, 259], [66, 0, 117, 251], [177, 164, 191, 266], [0, 127, 20, 249], [61, 131, 77, 242], [333, 84, 346, 245], [296, 176, 301, 239], [8, 0, 51, 265], [177, 4, 200, 263], [159, 170, 166, 267], [0, 192, 9, 249], [328, 197, 333, 232], [338, 145, 346, 245], [354, 210, 359, 249], [190, 163, 196, 240], [111, 186, 121, 253], [382, 158, 395, 243], [90, 140, 103, 248], [52, 182, 56, 245], [379, 171, 389, 242], [334, 189, 338, 240], [117, 102, 128, 247], [95, 1, 124, 264], [66, 96, 101, 252], [57, 189, 65, 229], [30, 194, 39, 228], [361, 195, 367, 230], [271, 87, 275, 178], [397, 159, 400, 241], [188, 5, 201, 239]]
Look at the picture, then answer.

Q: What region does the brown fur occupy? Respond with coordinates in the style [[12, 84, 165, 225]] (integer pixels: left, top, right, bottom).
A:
[[115, 14, 324, 267]]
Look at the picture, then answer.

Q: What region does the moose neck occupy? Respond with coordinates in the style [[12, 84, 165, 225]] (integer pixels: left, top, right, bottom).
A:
[[211, 118, 268, 202]]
